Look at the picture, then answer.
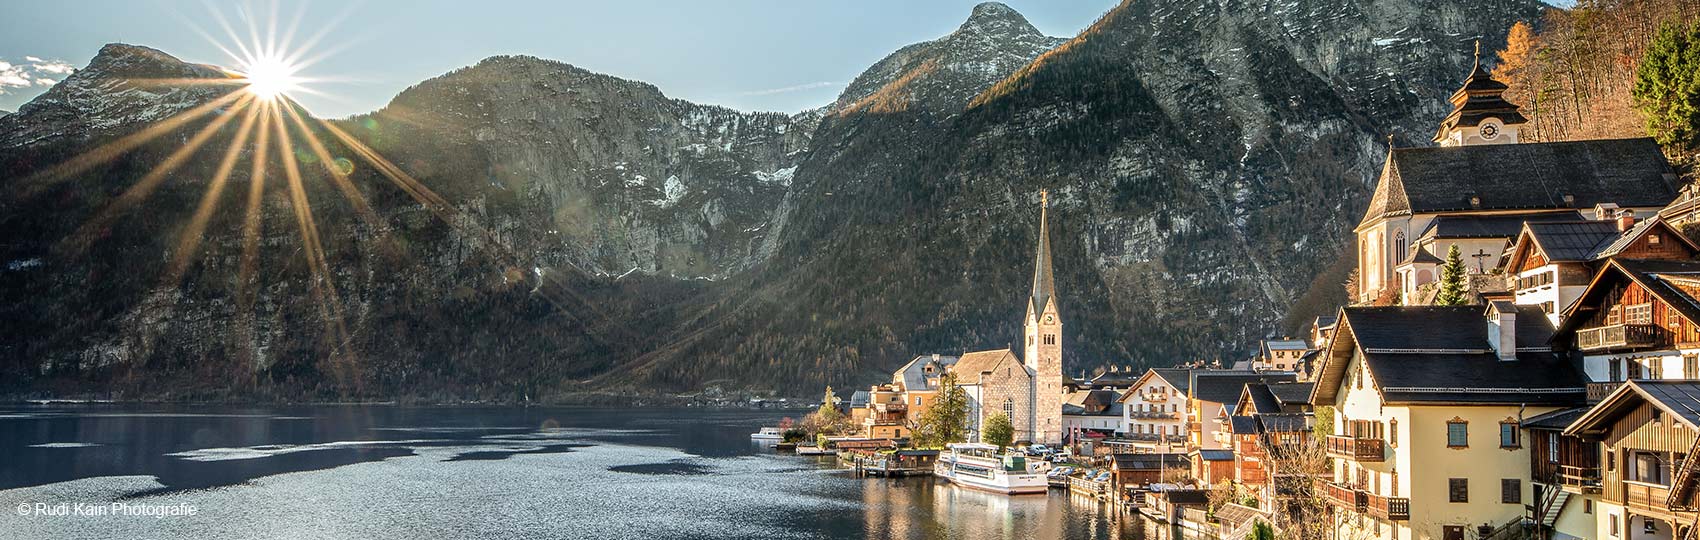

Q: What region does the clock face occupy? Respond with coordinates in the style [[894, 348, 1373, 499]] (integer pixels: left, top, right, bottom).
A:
[[1481, 124, 1500, 139], [1044, 314, 1055, 324]]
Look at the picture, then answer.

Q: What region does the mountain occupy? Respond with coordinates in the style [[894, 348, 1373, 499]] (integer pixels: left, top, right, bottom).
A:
[[0, 1, 1549, 401]]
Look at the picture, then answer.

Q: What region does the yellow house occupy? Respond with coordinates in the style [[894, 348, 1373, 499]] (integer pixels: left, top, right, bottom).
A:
[[1311, 303, 1587, 540]]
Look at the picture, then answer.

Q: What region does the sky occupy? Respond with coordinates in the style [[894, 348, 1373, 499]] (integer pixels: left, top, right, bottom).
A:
[[0, 0, 1119, 118]]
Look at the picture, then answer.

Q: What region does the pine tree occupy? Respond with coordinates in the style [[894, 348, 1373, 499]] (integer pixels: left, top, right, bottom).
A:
[[817, 386, 840, 420], [983, 412, 1014, 450], [1634, 20, 1700, 153], [1434, 244, 1471, 306]]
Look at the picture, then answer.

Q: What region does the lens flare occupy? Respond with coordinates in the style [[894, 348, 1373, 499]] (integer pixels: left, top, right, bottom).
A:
[[238, 55, 302, 101]]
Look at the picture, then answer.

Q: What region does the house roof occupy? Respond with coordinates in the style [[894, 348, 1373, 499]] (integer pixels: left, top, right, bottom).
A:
[[1191, 371, 1298, 411], [849, 390, 870, 408], [1508, 216, 1697, 271], [1195, 449, 1235, 461], [1258, 413, 1312, 433], [1312, 305, 1586, 406], [1360, 138, 1675, 227], [1228, 416, 1259, 435], [892, 354, 959, 391], [1269, 382, 1314, 408], [1242, 384, 1282, 416], [1555, 259, 1700, 338], [1064, 389, 1124, 416], [1566, 380, 1700, 436], [1522, 407, 1588, 430], [1112, 453, 1188, 470], [1400, 246, 1445, 266], [1418, 211, 1587, 240], [1161, 489, 1213, 505], [950, 349, 1020, 382], [1264, 339, 1308, 351]]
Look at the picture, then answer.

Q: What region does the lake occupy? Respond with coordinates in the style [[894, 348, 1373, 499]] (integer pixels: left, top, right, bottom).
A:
[[0, 404, 1153, 539]]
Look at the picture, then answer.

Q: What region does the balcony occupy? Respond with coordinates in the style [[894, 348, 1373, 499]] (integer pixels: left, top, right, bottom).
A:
[[1317, 479, 1365, 512], [1624, 481, 1672, 514], [1128, 410, 1178, 419], [1365, 492, 1410, 521], [1559, 465, 1602, 494], [1587, 382, 1623, 404], [1577, 324, 1661, 351], [1326, 435, 1386, 462], [1143, 391, 1170, 402]]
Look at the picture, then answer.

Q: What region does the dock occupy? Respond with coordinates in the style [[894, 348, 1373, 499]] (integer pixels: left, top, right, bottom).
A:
[[839, 449, 938, 477]]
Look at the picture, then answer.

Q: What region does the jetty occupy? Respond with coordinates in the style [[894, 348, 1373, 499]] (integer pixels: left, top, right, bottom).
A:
[[840, 448, 938, 477]]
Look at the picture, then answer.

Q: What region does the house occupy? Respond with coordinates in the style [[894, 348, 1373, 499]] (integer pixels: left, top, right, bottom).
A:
[[1190, 371, 1297, 450], [1522, 406, 1597, 540], [1310, 303, 1587, 540], [1257, 339, 1309, 373], [1110, 453, 1189, 490], [1230, 381, 1316, 503], [1119, 368, 1192, 449], [1502, 214, 1697, 326], [1353, 51, 1677, 305], [1559, 381, 1700, 540], [1192, 449, 1237, 485], [1552, 259, 1700, 400], [1063, 388, 1125, 442]]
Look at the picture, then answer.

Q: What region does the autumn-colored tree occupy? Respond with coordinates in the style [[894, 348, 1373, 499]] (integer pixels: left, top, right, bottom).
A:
[[1496, 21, 1540, 112]]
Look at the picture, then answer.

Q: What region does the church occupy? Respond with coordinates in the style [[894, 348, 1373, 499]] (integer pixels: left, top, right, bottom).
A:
[[857, 191, 1065, 445], [1354, 46, 1679, 306]]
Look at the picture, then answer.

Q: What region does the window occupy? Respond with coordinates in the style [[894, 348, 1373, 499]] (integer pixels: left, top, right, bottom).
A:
[[1002, 398, 1014, 419], [1548, 433, 1560, 463], [1650, 358, 1665, 380], [1629, 359, 1643, 380], [1447, 419, 1469, 448], [1500, 421, 1520, 448], [1651, 234, 1663, 245], [1444, 525, 1465, 540], [1584, 498, 1593, 514], [1687, 354, 1699, 379], [1502, 479, 1521, 504], [1611, 513, 1621, 536], [1608, 451, 1616, 472], [1394, 231, 1408, 264], [1626, 303, 1654, 325], [1449, 478, 1468, 502], [1634, 451, 1669, 485], [1612, 359, 1624, 382], [914, 397, 922, 405], [1390, 419, 1398, 447]]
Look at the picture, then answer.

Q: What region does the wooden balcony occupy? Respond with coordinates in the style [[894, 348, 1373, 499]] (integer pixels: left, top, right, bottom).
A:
[[1326, 435, 1386, 462], [1625, 481, 1672, 514], [1559, 465, 1602, 494], [1317, 479, 1365, 512], [1365, 492, 1410, 521], [1577, 324, 1661, 351], [1128, 410, 1178, 419], [1587, 382, 1623, 404]]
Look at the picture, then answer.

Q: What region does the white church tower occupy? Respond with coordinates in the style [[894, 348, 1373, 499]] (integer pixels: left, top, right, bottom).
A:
[[1433, 41, 1528, 147], [1023, 190, 1064, 445]]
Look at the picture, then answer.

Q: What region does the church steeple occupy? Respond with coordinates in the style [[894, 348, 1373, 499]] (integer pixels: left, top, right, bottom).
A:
[[1029, 189, 1056, 322], [1434, 40, 1527, 146]]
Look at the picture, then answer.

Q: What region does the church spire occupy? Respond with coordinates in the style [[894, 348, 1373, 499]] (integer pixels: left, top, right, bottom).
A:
[[1434, 40, 1526, 146], [1030, 189, 1056, 321]]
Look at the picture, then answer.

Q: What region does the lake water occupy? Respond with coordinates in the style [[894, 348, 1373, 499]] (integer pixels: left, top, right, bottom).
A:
[[0, 404, 1153, 539]]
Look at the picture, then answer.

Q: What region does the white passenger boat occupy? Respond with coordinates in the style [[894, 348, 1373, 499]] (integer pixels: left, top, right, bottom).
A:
[[750, 427, 784, 441], [933, 443, 1048, 494]]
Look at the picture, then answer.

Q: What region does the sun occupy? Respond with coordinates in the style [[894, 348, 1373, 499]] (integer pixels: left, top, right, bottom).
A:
[[238, 55, 302, 101]]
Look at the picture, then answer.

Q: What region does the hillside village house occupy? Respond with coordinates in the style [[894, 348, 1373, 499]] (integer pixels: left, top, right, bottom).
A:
[[1062, 388, 1124, 443], [1311, 304, 1586, 540], [1120, 368, 1191, 447], [1257, 339, 1309, 373], [1557, 381, 1700, 540], [1229, 381, 1315, 505], [1503, 215, 1697, 327], [1192, 371, 1297, 451], [1353, 51, 1676, 305], [1553, 259, 1700, 394]]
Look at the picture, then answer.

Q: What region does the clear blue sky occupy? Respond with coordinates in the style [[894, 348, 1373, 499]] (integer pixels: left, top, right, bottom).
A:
[[0, 0, 1119, 117]]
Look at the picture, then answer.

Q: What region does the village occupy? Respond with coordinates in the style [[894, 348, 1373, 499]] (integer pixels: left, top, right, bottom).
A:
[[754, 49, 1700, 540]]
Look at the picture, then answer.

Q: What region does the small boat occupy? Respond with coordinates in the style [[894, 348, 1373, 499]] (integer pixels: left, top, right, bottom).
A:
[[933, 443, 1048, 495], [750, 427, 784, 441]]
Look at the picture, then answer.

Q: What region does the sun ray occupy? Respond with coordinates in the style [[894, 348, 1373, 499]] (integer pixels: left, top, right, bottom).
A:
[[204, 0, 257, 67], [270, 104, 354, 374], [278, 100, 383, 229], [65, 93, 257, 252], [164, 100, 264, 286], [236, 100, 275, 378], [20, 90, 245, 195]]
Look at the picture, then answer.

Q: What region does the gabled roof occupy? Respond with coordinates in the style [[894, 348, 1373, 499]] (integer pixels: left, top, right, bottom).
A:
[[1191, 371, 1298, 411], [1400, 246, 1445, 266], [950, 349, 1020, 382], [892, 354, 960, 390], [1268, 382, 1314, 408], [1506, 216, 1698, 271], [1359, 138, 1675, 227], [1064, 389, 1124, 416], [1111, 453, 1188, 470], [1312, 305, 1585, 406], [1120, 368, 1193, 403], [1523, 407, 1587, 430], [849, 390, 871, 408], [1194, 449, 1235, 461], [1555, 259, 1700, 338], [1565, 380, 1700, 436], [1591, 217, 1699, 260], [1263, 339, 1308, 351], [1228, 416, 1259, 435]]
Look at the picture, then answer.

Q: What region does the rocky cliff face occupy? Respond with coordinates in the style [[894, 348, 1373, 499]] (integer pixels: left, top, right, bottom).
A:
[[0, 1, 1549, 400], [0, 44, 232, 149]]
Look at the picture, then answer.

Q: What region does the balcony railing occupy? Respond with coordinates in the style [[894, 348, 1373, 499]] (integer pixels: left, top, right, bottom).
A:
[[1326, 435, 1386, 462], [1559, 465, 1602, 493], [1143, 392, 1170, 402], [1577, 324, 1661, 351], [1624, 481, 1672, 513], [1365, 492, 1411, 521], [1317, 479, 1365, 512], [1128, 410, 1179, 419], [1587, 382, 1624, 404]]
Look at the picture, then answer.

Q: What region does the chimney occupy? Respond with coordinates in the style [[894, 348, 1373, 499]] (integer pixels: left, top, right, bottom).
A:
[[1618, 210, 1637, 233], [1488, 303, 1517, 361], [1595, 203, 1621, 221]]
